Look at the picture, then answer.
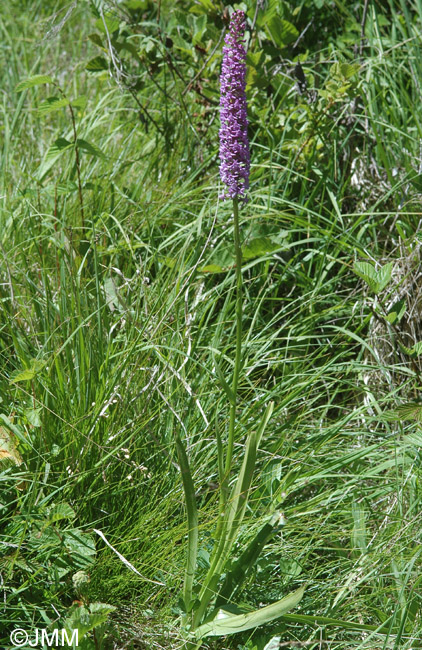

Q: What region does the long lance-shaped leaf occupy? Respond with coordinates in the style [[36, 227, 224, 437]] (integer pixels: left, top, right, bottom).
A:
[[220, 402, 274, 565], [194, 403, 274, 626], [281, 612, 395, 634], [175, 436, 198, 612], [193, 585, 305, 639], [215, 514, 283, 609]]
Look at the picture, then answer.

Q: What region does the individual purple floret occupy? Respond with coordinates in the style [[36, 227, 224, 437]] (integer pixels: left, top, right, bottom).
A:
[[219, 10, 250, 201]]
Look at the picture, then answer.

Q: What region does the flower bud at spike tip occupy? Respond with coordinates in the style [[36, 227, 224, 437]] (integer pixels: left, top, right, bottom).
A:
[[219, 10, 250, 201]]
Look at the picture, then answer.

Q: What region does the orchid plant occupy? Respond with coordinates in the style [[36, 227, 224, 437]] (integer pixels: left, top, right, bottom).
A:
[[175, 10, 305, 648]]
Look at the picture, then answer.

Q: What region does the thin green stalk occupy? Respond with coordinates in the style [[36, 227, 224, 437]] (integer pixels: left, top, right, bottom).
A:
[[224, 195, 242, 493], [191, 197, 244, 630]]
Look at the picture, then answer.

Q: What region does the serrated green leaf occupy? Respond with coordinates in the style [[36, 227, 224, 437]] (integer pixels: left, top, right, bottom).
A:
[[193, 585, 305, 638], [265, 17, 298, 48], [47, 503, 76, 522], [376, 262, 393, 292], [64, 602, 115, 640], [95, 13, 119, 34], [354, 261, 392, 294], [37, 96, 70, 116], [386, 298, 406, 324], [86, 56, 108, 71], [411, 341, 422, 356], [386, 403, 422, 423], [76, 138, 106, 159], [15, 75, 54, 92], [88, 33, 104, 48], [354, 261, 378, 292], [72, 95, 88, 109], [9, 368, 37, 383], [25, 407, 42, 427], [242, 237, 280, 261], [37, 137, 73, 180]]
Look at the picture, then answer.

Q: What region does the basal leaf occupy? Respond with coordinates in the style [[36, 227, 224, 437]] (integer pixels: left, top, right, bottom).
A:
[[193, 585, 305, 638]]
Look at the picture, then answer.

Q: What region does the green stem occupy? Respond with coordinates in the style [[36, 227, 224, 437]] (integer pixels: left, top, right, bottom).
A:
[[224, 195, 242, 491], [192, 197, 243, 629]]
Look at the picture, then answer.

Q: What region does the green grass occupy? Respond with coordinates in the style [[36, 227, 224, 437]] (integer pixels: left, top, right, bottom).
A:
[[1, 1, 422, 649]]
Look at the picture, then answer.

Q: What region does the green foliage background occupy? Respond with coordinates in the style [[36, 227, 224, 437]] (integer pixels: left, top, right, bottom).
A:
[[1, 0, 422, 648]]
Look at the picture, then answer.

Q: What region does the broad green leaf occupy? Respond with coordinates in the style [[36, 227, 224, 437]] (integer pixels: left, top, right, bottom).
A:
[[64, 529, 96, 563], [15, 75, 54, 92], [10, 359, 46, 383], [126, 0, 150, 8], [386, 298, 406, 324], [94, 13, 119, 34], [9, 368, 37, 383], [409, 170, 422, 191], [281, 611, 393, 633], [354, 261, 392, 294], [76, 138, 106, 159], [47, 503, 76, 522], [353, 261, 377, 292], [25, 407, 42, 427], [339, 63, 361, 78], [175, 436, 198, 612], [64, 602, 116, 640], [37, 137, 73, 180], [189, 0, 215, 12], [265, 17, 298, 48], [193, 585, 305, 638], [37, 96, 70, 116], [411, 341, 422, 355], [264, 637, 281, 650], [72, 95, 88, 109], [86, 56, 108, 71], [218, 403, 274, 571], [242, 237, 280, 261], [376, 262, 393, 292], [88, 33, 104, 48], [330, 62, 360, 80]]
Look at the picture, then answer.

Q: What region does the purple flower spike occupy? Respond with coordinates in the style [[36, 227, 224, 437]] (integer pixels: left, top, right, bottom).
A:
[[219, 10, 250, 202]]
